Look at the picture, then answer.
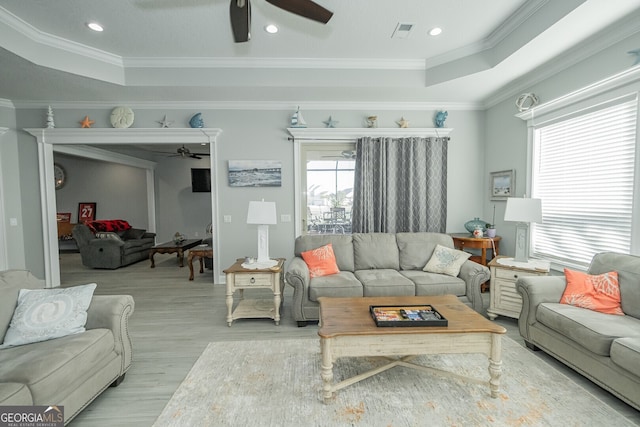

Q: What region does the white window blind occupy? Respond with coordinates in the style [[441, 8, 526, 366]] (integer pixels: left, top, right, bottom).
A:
[[531, 98, 638, 268]]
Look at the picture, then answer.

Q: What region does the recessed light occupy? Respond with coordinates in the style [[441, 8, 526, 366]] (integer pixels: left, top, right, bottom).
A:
[[429, 27, 442, 36], [87, 22, 104, 32], [264, 24, 278, 34]]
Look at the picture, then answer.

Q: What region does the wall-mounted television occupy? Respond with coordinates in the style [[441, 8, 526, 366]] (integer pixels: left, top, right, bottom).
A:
[[191, 168, 211, 193]]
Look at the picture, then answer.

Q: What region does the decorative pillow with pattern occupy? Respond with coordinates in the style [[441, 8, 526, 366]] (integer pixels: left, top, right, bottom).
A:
[[95, 232, 123, 242], [0, 283, 97, 348], [423, 244, 471, 277], [560, 269, 624, 315], [301, 244, 340, 278]]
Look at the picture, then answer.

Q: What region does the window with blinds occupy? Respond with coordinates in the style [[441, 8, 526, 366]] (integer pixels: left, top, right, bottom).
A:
[[531, 97, 638, 269]]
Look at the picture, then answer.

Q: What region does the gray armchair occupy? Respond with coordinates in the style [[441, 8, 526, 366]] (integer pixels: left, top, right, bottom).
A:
[[72, 224, 155, 269]]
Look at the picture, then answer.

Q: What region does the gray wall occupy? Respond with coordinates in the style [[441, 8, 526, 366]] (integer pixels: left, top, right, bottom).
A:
[[9, 105, 486, 277], [54, 153, 149, 226], [484, 30, 640, 257]]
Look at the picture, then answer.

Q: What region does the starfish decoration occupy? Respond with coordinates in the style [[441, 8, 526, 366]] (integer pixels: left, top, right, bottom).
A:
[[157, 115, 174, 128], [628, 48, 640, 66], [323, 116, 339, 128], [80, 115, 95, 128], [396, 117, 410, 128]]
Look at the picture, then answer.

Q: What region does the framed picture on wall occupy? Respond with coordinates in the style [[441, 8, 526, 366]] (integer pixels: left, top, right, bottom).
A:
[[78, 202, 96, 222], [490, 170, 515, 200], [228, 160, 282, 187]]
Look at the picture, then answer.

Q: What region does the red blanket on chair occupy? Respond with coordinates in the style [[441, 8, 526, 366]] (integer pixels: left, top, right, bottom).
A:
[[84, 220, 131, 233]]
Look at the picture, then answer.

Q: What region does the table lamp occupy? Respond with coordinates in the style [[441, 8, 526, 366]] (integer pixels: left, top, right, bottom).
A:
[[247, 200, 277, 267], [504, 197, 542, 263]]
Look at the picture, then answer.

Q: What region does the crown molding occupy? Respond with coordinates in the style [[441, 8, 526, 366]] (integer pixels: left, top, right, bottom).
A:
[[125, 57, 426, 71], [287, 127, 453, 141], [23, 127, 223, 144], [483, 8, 640, 109]]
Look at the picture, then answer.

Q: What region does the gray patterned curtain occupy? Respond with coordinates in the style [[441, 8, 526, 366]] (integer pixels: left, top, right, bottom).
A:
[[351, 136, 448, 233]]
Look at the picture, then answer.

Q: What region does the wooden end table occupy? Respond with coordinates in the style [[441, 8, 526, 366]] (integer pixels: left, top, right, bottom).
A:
[[451, 233, 501, 292], [149, 238, 202, 268], [487, 256, 549, 320], [318, 295, 506, 403], [223, 258, 286, 326], [188, 246, 213, 280]]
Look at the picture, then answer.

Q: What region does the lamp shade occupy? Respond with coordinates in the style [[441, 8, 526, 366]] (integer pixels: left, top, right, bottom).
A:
[[504, 198, 542, 223], [247, 200, 277, 225]]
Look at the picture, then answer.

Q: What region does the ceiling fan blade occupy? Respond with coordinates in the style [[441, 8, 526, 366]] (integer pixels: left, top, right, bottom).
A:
[[230, 0, 251, 43], [265, 0, 333, 24]]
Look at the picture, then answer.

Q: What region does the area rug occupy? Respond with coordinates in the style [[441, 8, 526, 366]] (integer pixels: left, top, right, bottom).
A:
[[154, 337, 635, 427]]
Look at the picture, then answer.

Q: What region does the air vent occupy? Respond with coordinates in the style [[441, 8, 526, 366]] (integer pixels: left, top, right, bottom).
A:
[[392, 22, 414, 39]]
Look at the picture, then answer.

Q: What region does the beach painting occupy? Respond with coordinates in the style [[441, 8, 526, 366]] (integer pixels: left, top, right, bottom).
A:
[[228, 160, 282, 187]]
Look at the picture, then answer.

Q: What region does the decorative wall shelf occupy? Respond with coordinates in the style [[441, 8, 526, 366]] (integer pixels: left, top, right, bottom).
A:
[[287, 127, 453, 141]]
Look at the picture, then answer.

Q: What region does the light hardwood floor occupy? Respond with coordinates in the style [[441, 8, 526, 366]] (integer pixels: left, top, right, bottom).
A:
[[59, 253, 639, 426]]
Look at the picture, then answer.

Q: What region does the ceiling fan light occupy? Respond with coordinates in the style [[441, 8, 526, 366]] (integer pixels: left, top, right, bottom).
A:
[[264, 24, 278, 34], [86, 22, 104, 32], [429, 27, 442, 36]]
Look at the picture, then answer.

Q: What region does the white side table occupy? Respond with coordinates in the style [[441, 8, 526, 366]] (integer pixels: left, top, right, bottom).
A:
[[487, 256, 549, 320], [223, 258, 285, 326]]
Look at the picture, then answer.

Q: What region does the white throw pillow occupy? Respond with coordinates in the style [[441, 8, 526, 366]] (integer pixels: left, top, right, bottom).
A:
[[423, 244, 471, 277], [0, 283, 97, 348]]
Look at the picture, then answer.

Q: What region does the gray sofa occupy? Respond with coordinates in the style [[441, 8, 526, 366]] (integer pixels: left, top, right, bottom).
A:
[[73, 223, 155, 269], [517, 252, 640, 410], [286, 232, 490, 326], [0, 269, 135, 425]]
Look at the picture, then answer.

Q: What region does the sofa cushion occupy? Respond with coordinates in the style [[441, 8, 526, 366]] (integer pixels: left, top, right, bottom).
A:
[[308, 272, 362, 301], [588, 252, 640, 319], [560, 269, 623, 315], [122, 227, 147, 240], [0, 270, 44, 343], [610, 337, 640, 375], [401, 271, 467, 296], [536, 302, 640, 356], [95, 232, 123, 242], [354, 269, 414, 297], [1, 283, 96, 348], [301, 244, 340, 278], [423, 244, 470, 277], [0, 328, 115, 405], [396, 232, 454, 270], [295, 235, 354, 272], [353, 233, 399, 270]]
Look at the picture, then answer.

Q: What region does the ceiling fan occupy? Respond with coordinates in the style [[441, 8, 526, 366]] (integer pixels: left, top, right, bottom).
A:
[[161, 145, 210, 160], [230, 0, 333, 43]]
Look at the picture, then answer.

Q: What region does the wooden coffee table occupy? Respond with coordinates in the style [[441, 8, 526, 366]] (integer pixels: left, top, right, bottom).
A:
[[317, 295, 506, 403], [149, 238, 202, 268]]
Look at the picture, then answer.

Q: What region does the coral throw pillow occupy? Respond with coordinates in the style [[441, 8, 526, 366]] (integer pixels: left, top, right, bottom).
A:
[[301, 244, 340, 278], [560, 269, 624, 315]]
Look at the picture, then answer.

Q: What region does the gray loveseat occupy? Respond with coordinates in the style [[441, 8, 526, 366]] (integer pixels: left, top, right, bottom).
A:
[[0, 270, 135, 425], [517, 252, 640, 410], [73, 223, 155, 269], [286, 232, 490, 326]]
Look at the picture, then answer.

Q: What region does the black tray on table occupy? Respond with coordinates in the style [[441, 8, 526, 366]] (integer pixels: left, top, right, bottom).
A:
[[369, 304, 448, 327]]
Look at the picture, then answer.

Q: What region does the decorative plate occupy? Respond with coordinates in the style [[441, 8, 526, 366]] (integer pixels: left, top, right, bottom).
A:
[[110, 106, 135, 128]]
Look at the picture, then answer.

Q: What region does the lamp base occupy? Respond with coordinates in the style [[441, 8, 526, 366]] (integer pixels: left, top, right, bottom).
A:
[[256, 225, 272, 264], [513, 223, 529, 263]]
